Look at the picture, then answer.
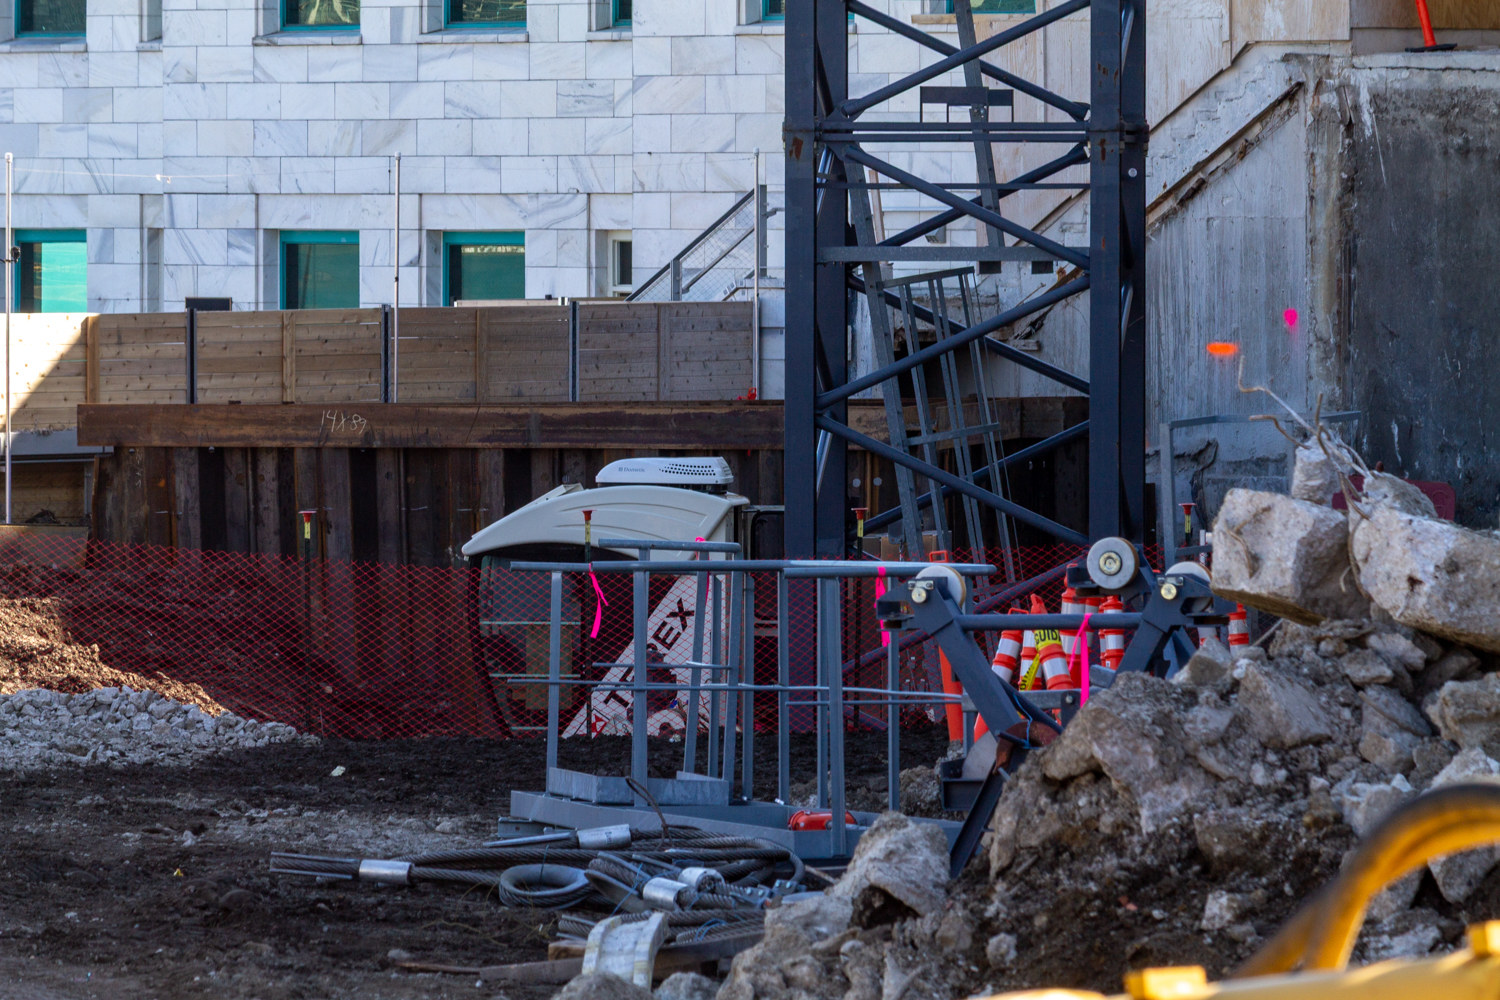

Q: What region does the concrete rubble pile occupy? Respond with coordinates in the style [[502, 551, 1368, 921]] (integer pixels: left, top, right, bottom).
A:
[[0, 686, 313, 770], [650, 434, 1500, 998]]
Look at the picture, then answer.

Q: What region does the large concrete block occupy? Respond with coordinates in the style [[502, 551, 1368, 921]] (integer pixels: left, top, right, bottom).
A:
[[1351, 506, 1500, 652], [1211, 488, 1369, 625]]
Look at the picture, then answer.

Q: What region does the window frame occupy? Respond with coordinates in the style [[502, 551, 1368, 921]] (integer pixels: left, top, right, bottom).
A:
[[611, 0, 629, 27], [442, 231, 525, 306], [944, 0, 1037, 12], [280, 0, 360, 32], [13, 228, 86, 313], [760, 0, 782, 21], [15, 0, 86, 37], [279, 230, 359, 310], [608, 235, 633, 297], [442, 0, 525, 31]]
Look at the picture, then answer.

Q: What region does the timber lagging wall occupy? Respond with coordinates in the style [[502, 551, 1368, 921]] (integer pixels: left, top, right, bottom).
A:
[[92, 444, 783, 568]]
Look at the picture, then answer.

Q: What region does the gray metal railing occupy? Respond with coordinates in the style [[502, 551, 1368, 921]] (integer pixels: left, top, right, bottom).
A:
[[629, 188, 766, 303]]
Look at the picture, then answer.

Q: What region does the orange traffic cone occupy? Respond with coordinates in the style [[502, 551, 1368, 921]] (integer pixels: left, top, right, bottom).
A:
[[1038, 629, 1071, 690], [1083, 594, 1104, 656], [991, 609, 1024, 686], [1060, 581, 1083, 658], [1100, 595, 1126, 670], [1017, 594, 1045, 691], [1228, 604, 1249, 649]]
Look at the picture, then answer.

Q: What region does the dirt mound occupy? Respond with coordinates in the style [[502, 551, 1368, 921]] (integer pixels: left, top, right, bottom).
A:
[[0, 595, 226, 714]]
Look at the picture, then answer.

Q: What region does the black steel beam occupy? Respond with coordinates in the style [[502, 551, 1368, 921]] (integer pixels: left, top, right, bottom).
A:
[[845, 0, 1088, 120], [833, 274, 1090, 406], [814, 0, 849, 558], [816, 415, 1090, 546], [863, 420, 1090, 532], [782, 0, 817, 559], [840, 0, 1092, 118]]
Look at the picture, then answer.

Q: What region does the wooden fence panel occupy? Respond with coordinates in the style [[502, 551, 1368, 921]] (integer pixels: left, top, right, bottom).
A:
[[394, 307, 477, 403], [95, 312, 189, 405], [480, 306, 570, 401], [661, 302, 754, 401], [292, 309, 384, 404], [8, 314, 88, 432], [196, 310, 286, 404], [577, 303, 659, 402]]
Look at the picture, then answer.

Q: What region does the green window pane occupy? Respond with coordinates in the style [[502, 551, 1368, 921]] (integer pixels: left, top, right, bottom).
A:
[[448, 0, 523, 26], [613, 0, 630, 25], [763, 0, 783, 18], [284, 0, 359, 28], [448, 244, 525, 304], [16, 241, 86, 313], [17, 0, 85, 34], [284, 243, 359, 309]]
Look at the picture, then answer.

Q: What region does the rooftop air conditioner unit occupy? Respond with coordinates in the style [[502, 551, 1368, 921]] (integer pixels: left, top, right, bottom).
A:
[[594, 457, 734, 492]]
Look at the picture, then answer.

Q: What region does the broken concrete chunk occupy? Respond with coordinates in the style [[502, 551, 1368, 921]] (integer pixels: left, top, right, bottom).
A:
[[984, 932, 1017, 968], [555, 973, 654, 1000], [1422, 648, 1481, 695], [1433, 675, 1500, 757], [654, 973, 717, 1000], [1290, 440, 1337, 504], [1040, 673, 1211, 834], [1211, 489, 1370, 625], [764, 894, 852, 944], [1340, 775, 1416, 838], [1366, 632, 1428, 672], [1200, 889, 1246, 932], [1425, 749, 1500, 903], [1358, 712, 1421, 777], [1350, 506, 1500, 653], [1341, 648, 1395, 687], [1237, 662, 1336, 750], [1366, 871, 1423, 921], [1362, 473, 1438, 518], [1361, 684, 1433, 737], [828, 812, 948, 919], [1175, 637, 1233, 687]]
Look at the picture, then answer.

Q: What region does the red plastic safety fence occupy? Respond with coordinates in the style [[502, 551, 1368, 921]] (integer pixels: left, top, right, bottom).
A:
[[0, 534, 1162, 740]]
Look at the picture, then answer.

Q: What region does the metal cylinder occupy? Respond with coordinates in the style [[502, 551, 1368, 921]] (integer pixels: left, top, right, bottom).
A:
[[677, 867, 726, 893], [577, 824, 632, 851], [357, 859, 412, 885], [641, 877, 692, 911]]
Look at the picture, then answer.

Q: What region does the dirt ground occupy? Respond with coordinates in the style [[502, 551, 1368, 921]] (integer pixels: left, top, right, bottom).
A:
[[0, 727, 952, 1000]]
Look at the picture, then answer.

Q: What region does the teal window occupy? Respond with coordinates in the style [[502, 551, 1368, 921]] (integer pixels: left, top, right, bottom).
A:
[[283, 0, 358, 30], [16, 0, 85, 35], [281, 232, 359, 309], [14, 230, 85, 313], [612, 0, 630, 26], [762, 0, 781, 19], [945, 0, 1036, 11], [443, 232, 524, 305], [445, 0, 523, 28]]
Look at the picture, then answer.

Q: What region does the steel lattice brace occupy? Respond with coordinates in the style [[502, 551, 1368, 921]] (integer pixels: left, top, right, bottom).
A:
[[781, 0, 1149, 559]]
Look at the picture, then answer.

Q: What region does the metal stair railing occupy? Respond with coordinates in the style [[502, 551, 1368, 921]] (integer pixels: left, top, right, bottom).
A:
[[628, 190, 762, 303]]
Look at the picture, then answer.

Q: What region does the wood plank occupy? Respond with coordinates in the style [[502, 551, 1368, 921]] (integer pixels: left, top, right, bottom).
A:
[[224, 448, 250, 553], [79, 402, 790, 449], [375, 449, 404, 565], [85, 315, 99, 404], [252, 447, 281, 555], [281, 313, 295, 404]]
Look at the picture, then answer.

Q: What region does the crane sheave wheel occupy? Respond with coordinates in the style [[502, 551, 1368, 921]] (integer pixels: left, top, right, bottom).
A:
[[1086, 537, 1137, 591]]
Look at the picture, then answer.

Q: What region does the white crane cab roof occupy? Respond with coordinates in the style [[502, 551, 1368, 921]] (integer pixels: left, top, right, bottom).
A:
[[461, 457, 747, 563]]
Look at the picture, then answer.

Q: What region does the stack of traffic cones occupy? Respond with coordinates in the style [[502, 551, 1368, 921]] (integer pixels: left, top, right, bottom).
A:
[[991, 609, 1024, 686], [1100, 595, 1126, 670], [1228, 604, 1249, 650]]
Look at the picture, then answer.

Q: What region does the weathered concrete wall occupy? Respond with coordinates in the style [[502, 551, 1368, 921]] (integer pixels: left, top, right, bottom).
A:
[[1346, 55, 1500, 527]]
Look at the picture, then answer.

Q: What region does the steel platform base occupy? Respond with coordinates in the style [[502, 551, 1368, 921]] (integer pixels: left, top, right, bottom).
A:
[[508, 790, 962, 862]]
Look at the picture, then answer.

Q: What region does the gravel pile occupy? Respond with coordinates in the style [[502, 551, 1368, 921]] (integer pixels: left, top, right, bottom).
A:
[[0, 686, 314, 770]]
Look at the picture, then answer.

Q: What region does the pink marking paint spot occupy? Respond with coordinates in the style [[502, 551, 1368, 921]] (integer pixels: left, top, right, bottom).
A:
[[1283, 308, 1299, 330]]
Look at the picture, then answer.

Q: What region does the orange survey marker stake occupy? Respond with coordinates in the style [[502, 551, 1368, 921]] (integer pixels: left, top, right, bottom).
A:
[[1407, 0, 1455, 51]]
